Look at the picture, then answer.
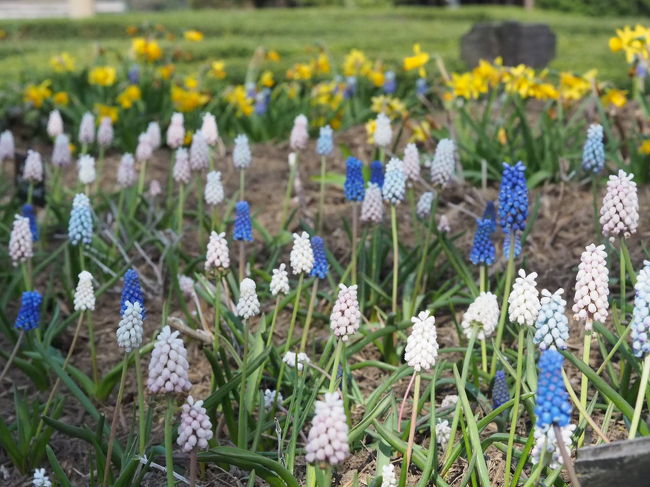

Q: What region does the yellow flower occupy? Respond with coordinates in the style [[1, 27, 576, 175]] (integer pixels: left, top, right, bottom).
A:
[[126, 25, 138, 36], [69, 143, 77, 154], [639, 140, 650, 155], [329, 113, 343, 130], [210, 60, 226, 79], [23, 80, 52, 108], [403, 43, 429, 78], [601, 88, 627, 108], [285, 83, 299, 100], [88, 66, 117, 87], [370, 95, 406, 119], [502, 64, 537, 98], [343, 49, 370, 77], [365, 119, 376, 145], [132, 37, 162, 63], [94, 103, 118, 123], [287, 62, 313, 81], [313, 53, 331, 74], [117, 85, 142, 109], [171, 85, 209, 112], [409, 120, 431, 143], [608, 25, 650, 63], [184, 30, 204, 42], [497, 127, 507, 145], [224, 85, 254, 116], [50, 52, 75, 73], [266, 50, 280, 62], [157, 64, 175, 80], [184, 131, 193, 146], [311, 81, 343, 110], [53, 91, 69, 106], [558, 72, 591, 101], [260, 70, 274, 88], [368, 68, 385, 88], [448, 72, 485, 100], [530, 82, 559, 101], [184, 76, 199, 90], [472, 58, 502, 88]]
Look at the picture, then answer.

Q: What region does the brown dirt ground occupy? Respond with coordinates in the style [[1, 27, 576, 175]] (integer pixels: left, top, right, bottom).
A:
[[1, 125, 649, 486]]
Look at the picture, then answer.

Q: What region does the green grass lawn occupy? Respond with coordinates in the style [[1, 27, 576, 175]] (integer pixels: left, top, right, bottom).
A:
[[0, 6, 640, 86]]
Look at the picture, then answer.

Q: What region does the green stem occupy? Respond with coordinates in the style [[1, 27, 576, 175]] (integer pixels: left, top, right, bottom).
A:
[[213, 277, 222, 354], [134, 348, 146, 455], [503, 327, 524, 486], [620, 239, 627, 321], [280, 153, 298, 229], [300, 280, 319, 353], [329, 340, 343, 393], [27, 182, 33, 205], [390, 205, 399, 315], [176, 184, 185, 235], [239, 241, 246, 283], [405, 373, 422, 473], [578, 330, 592, 448], [480, 265, 486, 293], [0, 330, 24, 384], [318, 155, 326, 233], [103, 355, 129, 487], [629, 355, 650, 439], [164, 396, 176, 487], [238, 317, 251, 448], [490, 232, 515, 376], [351, 202, 358, 285], [240, 168, 245, 201]]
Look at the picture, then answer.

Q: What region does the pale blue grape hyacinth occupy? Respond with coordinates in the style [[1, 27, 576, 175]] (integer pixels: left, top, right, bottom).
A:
[[316, 125, 333, 156], [68, 193, 93, 246], [582, 124, 605, 173], [233, 134, 251, 169], [382, 158, 406, 204], [631, 261, 650, 357], [534, 289, 569, 351]]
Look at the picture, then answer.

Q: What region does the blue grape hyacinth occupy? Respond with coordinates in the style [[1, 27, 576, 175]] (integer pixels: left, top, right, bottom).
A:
[[492, 370, 510, 408], [503, 230, 522, 258], [121, 268, 145, 318], [233, 200, 253, 242], [15, 291, 42, 331], [498, 162, 528, 234], [470, 217, 496, 266], [21, 204, 39, 241], [370, 160, 384, 188], [344, 157, 365, 201], [316, 125, 333, 156], [582, 124, 605, 173], [534, 350, 572, 428], [631, 261, 650, 357], [483, 201, 497, 233], [310, 236, 329, 279], [68, 193, 93, 246]]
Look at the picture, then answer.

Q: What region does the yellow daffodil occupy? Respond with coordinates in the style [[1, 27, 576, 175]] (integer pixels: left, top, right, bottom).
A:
[[184, 30, 204, 42], [311, 81, 343, 110], [94, 103, 118, 123], [184, 131, 193, 146], [448, 72, 485, 100], [472, 58, 502, 88], [287, 62, 313, 81], [558, 72, 591, 101], [601, 88, 628, 108], [171, 85, 209, 112], [639, 140, 650, 155], [313, 53, 331, 74], [343, 49, 370, 77], [329, 112, 343, 130], [88, 66, 117, 87], [266, 50, 280, 62], [69, 143, 77, 154], [409, 120, 432, 143], [224, 85, 254, 116], [368, 68, 385, 88], [285, 83, 299, 100], [609, 25, 650, 63], [365, 119, 376, 145], [132, 37, 162, 63], [157, 64, 175, 80], [184, 76, 199, 90], [370, 95, 406, 119], [23, 80, 52, 108], [497, 127, 507, 145], [260, 70, 274, 88], [50, 52, 75, 73], [209, 60, 226, 79], [403, 43, 429, 78], [117, 85, 142, 109], [53, 91, 69, 106]]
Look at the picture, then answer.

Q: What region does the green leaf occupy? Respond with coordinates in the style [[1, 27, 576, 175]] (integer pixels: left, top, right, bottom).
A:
[[46, 445, 73, 487]]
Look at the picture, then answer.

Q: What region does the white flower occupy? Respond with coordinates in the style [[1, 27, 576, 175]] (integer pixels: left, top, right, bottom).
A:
[[149, 179, 162, 198], [0, 130, 14, 161], [135, 132, 153, 162], [282, 351, 310, 371], [305, 391, 350, 465], [32, 468, 52, 487], [430, 138, 456, 187], [201, 113, 219, 146], [403, 142, 420, 182], [9, 215, 33, 266], [204, 170, 224, 206], [47, 109, 63, 138], [572, 243, 609, 330], [437, 214, 451, 234], [78, 154, 96, 185], [52, 134, 72, 167], [374, 113, 392, 148], [534, 288, 569, 351], [190, 130, 210, 171], [404, 310, 438, 372], [117, 153, 136, 189], [270, 263, 290, 296], [166, 112, 185, 149], [361, 183, 384, 223], [461, 292, 499, 340], [97, 117, 114, 148], [147, 326, 191, 394], [116, 301, 144, 353], [290, 114, 309, 151], [233, 134, 251, 169], [330, 284, 361, 341], [416, 191, 434, 218], [205, 231, 230, 272], [78, 112, 95, 145], [290, 232, 314, 275], [236, 278, 260, 319], [23, 150, 43, 183], [146, 121, 161, 150], [531, 424, 576, 470], [173, 148, 191, 184], [381, 464, 397, 487], [600, 170, 639, 241], [74, 270, 95, 311], [509, 269, 541, 327], [441, 395, 458, 409], [177, 396, 213, 452], [178, 275, 195, 296], [436, 419, 451, 448], [382, 157, 406, 205], [263, 389, 284, 409]]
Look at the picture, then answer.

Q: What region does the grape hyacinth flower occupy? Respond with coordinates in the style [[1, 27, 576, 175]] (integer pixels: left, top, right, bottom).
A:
[[68, 193, 93, 246], [78, 155, 96, 186], [52, 134, 72, 167], [436, 419, 451, 448], [117, 153, 136, 189], [78, 112, 95, 146], [498, 161, 528, 235], [21, 204, 39, 242], [264, 389, 283, 410], [441, 395, 458, 409], [236, 278, 260, 319], [403, 142, 420, 183], [135, 132, 153, 163], [120, 268, 145, 317], [205, 231, 230, 273], [15, 291, 42, 331], [461, 292, 499, 340], [492, 370, 510, 408], [310, 236, 329, 279], [381, 464, 397, 487], [382, 157, 406, 204], [572, 243, 609, 330], [305, 391, 350, 466], [146, 121, 161, 150], [416, 191, 434, 218], [201, 113, 219, 146], [316, 125, 333, 156], [282, 351, 310, 371], [0, 129, 14, 161], [370, 160, 384, 187], [374, 113, 392, 148], [534, 350, 572, 427], [9, 215, 33, 266], [23, 150, 43, 183], [116, 301, 144, 353], [430, 138, 456, 187], [147, 326, 191, 394], [534, 289, 569, 351], [290, 232, 314, 275], [330, 284, 361, 341], [47, 109, 64, 138], [74, 271, 95, 311], [383, 70, 396, 94], [344, 157, 365, 201], [178, 275, 195, 296], [177, 396, 213, 452], [600, 169, 638, 241], [582, 123, 605, 173], [190, 130, 209, 171], [509, 269, 541, 326], [173, 148, 191, 184], [233, 201, 253, 242], [503, 231, 523, 259], [166, 112, 185, 149], [404, 310, 438, 372], [290, 114, 309, 151], [270, 263, 290, 296], [361, 182, 384, 223], [204, 171, 224, 206], [630, 261, 650, 357], [469, 217, 496, 266], [32, 468, 52, 487], [416, 77, 428, 95], [438, 214, 451, 234], [531, 422, 576, 469], [149, 179, 162, 198], [97, 117, 114, 148], [233, 134, 251, 169]]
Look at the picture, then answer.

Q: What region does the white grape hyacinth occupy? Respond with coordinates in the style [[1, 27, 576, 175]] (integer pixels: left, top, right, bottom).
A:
[[416, 191, 434, 218], [47, 109, 63, 138], [290, 114, 309, 151], [360, 182, 384, 223], [146, 121, 161, 150], [461, 292, 499, 340], [381, 464, 397, 487], [177, 396, 213, 452], [436, 419, 451, 448], [430, 138, 456, 187], [509, 269, 541, 327], [233, 133, 252, 169], [290, 231, 314, 275], [572, 243, 609, 330], [282, 351, 310, 371], [147, 326, 192, 394], [0, 130, 14, 161], [52, 134, 72, 167], [32, 468, 52, 487], [78, 155, 96, 185], [135, 132, 153, 162], [166, 112, 185, 149], [441, 395, 458, 409], [374, 113, 392, 148], [97, 117, 114, 148], [204, 170, 224, 206], [173, 148, 191, 184], [270, 263, 290, 296], [74, 271, 95, 311], [23, 150, 44, 183], [236, 278, 260, 320], [263, 389, 284, 409], [404, 310, 439, 372], [599, 170, 639, 242], [205, 231, 230, 272], [116, 301, 144, 353], [201, 113, 219, 146], [305, 391, 350, 466], [531, 424, 576, 469], [330, 284, 361, 341], [117, 153, 136, 189], [190, 130, 210, 171], [403, 142, 421, 182], [9, 215, 33, 266], [178, 274, 195, 296], [78, 112, 95, 145]]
